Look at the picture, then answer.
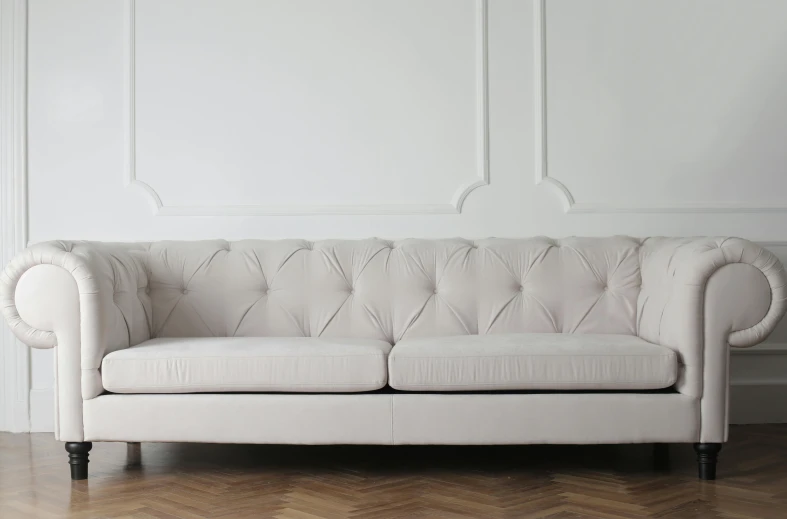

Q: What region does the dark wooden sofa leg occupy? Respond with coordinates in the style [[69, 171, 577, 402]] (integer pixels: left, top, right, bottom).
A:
[[127, 442, 142, 467], [65, 442, 93, 480], [693, 443, 721, 480]]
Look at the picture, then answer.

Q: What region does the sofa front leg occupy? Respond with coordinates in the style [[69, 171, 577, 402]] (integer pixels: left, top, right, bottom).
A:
[[693, 443, 721, 480], [65, 442, 93, 480]]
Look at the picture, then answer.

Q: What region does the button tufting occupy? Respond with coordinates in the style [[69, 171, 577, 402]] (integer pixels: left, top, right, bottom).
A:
[[129, 237, 647, 341]]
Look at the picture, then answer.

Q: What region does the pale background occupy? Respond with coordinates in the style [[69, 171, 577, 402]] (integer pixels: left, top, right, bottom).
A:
[[2, 0, 786, 432]]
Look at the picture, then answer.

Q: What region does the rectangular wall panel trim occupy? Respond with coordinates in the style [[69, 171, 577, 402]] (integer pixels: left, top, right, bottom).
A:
[[532, 0, 787, 215], [124, 0, 490, 216]]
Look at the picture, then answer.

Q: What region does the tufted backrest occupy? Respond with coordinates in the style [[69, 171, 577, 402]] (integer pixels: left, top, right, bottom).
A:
[[135, 237, 642, 343]]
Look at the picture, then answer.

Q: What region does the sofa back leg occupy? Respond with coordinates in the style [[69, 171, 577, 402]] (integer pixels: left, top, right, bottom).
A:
[[652, 443, 670, 471], [693, 443, 722, 480], [127, 442, 141, 467], [65, 442, 93, 480]]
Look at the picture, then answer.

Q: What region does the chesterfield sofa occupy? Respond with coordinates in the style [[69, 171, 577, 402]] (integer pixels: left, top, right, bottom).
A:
[[1, 237, 785, 481]]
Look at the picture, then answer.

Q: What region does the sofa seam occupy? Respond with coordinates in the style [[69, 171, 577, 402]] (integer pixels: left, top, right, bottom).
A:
[[390, 395, 395, 445], [389, 354, 676, 359], [392, 381, 676, 388], [104, 354, 389, 361], [104, 382, 387, 390]]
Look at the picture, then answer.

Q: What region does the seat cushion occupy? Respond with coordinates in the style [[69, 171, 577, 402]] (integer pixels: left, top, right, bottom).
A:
[[388, 333, 677, 391], [102, 337, 392, 394]]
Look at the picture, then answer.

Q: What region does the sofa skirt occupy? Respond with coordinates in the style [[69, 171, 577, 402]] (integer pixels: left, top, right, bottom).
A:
[[83, 392, 698, 445]]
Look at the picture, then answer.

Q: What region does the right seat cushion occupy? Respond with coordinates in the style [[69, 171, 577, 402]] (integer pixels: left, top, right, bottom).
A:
[[388, 333, 677, 391]]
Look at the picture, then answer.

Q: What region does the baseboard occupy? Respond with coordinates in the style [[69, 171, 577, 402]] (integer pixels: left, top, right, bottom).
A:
[[726, 343, 787, 424], [29, 388, 54, 433], [730, 383, 787, 424]]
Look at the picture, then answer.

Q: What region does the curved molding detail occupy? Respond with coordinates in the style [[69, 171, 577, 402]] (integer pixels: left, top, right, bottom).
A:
[[539, 178, 574, 213], [452, 179, 487, 213], [124, 0, 488, 216], [125, 179, 162, 214], [532, 0, 787, 215]]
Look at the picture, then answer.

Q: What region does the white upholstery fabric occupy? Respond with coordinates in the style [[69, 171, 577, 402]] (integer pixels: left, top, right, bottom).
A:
[[392, 393, 698, 444], [14, 265, 82, 441], [639, 237, 787, 349], [103, 236, 646, 342], [84, 394, 394, 444], [389, 333, 677, 391], [0, 242, 150, 401], [102, 337, 391, 393], [700, 264, 772, 442], [1, 237, 784, 445], [82, 393, 698, 445], [638, 238, 787, 442]]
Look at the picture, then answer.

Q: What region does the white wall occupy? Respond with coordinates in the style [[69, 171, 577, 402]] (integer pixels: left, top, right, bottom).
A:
[[2, 0, 787, 431]]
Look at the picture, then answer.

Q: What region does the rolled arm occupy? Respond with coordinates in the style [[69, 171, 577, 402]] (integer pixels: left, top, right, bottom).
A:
[[0, 241, 151, 408], [2, 242, 97, 349], [638, 237, 787, 442], [638, 237, 787, 349]]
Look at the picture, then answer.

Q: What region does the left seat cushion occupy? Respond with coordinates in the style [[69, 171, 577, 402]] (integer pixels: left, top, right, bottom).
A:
[[101, 337, 392, 393]]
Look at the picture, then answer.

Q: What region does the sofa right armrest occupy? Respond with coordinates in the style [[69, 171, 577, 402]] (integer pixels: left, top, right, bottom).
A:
[[638, 237, 787, 442]]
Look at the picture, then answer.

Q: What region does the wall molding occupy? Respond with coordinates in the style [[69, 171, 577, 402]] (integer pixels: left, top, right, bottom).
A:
[[758, 241, 787, 249], [532, 0, 787, 215], [0, 0, 30, 433], [730, 342, 787, 423], [124, 0, 489, 216]]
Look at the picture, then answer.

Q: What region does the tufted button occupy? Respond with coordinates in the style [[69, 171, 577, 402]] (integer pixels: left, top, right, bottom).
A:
[[603, 285, 609, 291], [519, 285, 525, 292], [433, 288, 438, 294], [145, 287, 150, 295], [182, 288, 189, 295], [349, 289, 354, 295]]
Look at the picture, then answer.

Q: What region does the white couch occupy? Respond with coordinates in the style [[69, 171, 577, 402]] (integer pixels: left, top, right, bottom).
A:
[[2, 237, 785, 480]]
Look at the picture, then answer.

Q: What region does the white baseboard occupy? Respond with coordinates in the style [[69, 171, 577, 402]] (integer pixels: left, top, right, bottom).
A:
[[729, 342, 787, 424], [730, 383, 787, 424], [29, 388, 54, 433]]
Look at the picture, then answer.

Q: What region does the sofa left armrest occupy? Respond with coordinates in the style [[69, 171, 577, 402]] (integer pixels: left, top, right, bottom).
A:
[[638, 237, 787, 442], [0, 241, 151, 440]]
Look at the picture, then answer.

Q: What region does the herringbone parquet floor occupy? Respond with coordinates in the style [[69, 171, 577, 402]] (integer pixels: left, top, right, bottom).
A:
[[1, 425, 786, 519]]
